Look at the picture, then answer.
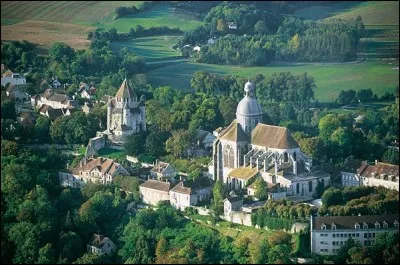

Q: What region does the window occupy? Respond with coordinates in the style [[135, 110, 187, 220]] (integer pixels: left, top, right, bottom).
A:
[[284, 152, 288, 163], [331, 223, 336, 230], [296, 183, 300, 194], [375, 222, 380, 229], [363, 222, 368, 229], [321, 224, 326, 230], [383, 221, 388, 229], [364, 233, 368, 238], [333, 234, 336, 238]]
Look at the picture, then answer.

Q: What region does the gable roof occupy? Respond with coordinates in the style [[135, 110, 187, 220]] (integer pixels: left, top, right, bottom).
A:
[[2, 69, 13, 77], [47, 108, 64, 121], [224, 196, 243, 203], [170, 177, 213, 195], [73, 157, 127, 176], [47, 93, 68, 103], [115, 79, 136, 99], [151, 161, 175, 174], [219, 120, 249, 142], [358, 161, 399, 178], [251, 123, 299, 149], [88, 234, 113, 248], [140, 179, 172, 192], [312, 214, 399, 231]]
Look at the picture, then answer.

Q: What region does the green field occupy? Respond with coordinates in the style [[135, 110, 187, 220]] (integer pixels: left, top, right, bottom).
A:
[[97, 147, 126, 160], [93, 3, 203, 32], [147, 60, 399, 102], [110, 35, 181, 59], [295, 1, 399, 25]]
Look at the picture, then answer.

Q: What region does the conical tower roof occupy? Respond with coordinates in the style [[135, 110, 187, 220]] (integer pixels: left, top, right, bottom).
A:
[[115, 78, 136, 99]]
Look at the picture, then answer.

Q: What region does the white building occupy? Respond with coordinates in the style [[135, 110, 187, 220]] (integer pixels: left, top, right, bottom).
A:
[[103, 78, 146, 144], [59, 157, 129, 188], [150, 161, 178, 181], [87, 234, 117, 255], [209, 81, 329, 196], [247, 182, 287, 201], [81, 87, 96, 99], [1, 70, 26, 86], [341, 156, 363, 187], [32, 88, 74, 110], [193, 45, 201, 52], [228, 22, 237, 30], [223, 197, 243, 215], [311, 214, 399, 255], [169, 177, 213, 210], [139, 179, 172, 206], [358, 161, 399, 191]]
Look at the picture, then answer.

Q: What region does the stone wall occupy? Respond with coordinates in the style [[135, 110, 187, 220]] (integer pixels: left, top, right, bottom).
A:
[[85, 135, 106, 157], [222, 211, 253, 226]]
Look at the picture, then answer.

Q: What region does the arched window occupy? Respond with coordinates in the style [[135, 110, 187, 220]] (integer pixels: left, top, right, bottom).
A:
[[296, 183, 300, 194], [284, 152, 288, 163], [309, 181, 313, 192], [223, 145, 234, 168]]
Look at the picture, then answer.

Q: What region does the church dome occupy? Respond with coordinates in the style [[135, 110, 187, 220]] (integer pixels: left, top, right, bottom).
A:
[[236, 96, 263, 116]]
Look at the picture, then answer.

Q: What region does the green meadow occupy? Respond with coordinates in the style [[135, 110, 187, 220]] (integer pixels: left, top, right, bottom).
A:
[[147, 60, 399, 102]]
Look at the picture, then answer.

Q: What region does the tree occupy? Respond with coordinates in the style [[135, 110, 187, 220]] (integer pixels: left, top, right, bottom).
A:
[[217, 19, 228, 33], [233, 237, 251, 264], [49, 42, 75, 62], [318, 114, 343, 143], [298, 136, 324, 159], [124, 132, 146, 156], [145, 100, 171, 132], [357, 88, 373, 103], [321, 187, 343, 207], [73, 253, 109, 264], [219, 96, 237, 126], [56, 232, 84, 263], [37, 243, 56, 264], [249, 239, 269, 264], [1, 139, 18, 156], [268, 244, 292, 264], [211, 180, 225, 216], [334, 237, 357, 264], [337, 90, 357, 105], [381, 149, 399, 165], [166, 130, 192, 158], [34, 115, 52, 143], [1, 100, 16, 120], [254, 20, 269, 34], [145, 132, 165, 158], [253, 177, 268, 200]]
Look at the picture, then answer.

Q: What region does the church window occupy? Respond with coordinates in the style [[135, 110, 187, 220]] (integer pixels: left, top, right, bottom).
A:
[[224, 145, 234, 168], [284, 152, 288, 163]]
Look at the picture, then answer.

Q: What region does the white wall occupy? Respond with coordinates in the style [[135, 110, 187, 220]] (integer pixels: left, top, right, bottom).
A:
[[140, 187, 170, 206]]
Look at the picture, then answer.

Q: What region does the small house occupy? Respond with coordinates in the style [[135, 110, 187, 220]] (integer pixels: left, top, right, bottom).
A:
[[87, 234, 116, 254]]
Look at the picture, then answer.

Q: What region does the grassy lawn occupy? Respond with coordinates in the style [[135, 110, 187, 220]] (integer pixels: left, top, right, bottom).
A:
[[97, 147, 126, 160], [93, 3, 203, 33], [147, 60, 399, 102], [110, 35, 181, 59]]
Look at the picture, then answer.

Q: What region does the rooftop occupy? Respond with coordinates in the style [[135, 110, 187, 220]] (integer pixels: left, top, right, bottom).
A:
[[312, 214, 399, 231], [219, 120, 249, 142], [358, 161, 399, 179], [251, 123, 299, 149], [140, 179, 172, 192], [228, 166, 259, 180]]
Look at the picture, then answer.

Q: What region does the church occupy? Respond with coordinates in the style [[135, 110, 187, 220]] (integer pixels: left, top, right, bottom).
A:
[[104, 78, 146, 144], [209, 81, 330, 198]]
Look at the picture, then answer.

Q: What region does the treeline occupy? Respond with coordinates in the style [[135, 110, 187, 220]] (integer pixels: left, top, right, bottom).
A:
[[88, 26, 182, 42], [337, 88, 397, 104], [179, 1, 365, 65], [194, 34, 275, 66], [319, 186, 399, 216], [170, 1, 221, 20], [114, 1, 157, 19]]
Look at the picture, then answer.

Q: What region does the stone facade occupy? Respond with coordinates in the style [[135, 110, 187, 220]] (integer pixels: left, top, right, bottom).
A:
[[139, 179, 172, 206]]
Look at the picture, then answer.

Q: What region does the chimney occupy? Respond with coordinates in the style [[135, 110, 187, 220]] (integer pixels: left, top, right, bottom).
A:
[[375, 159, 378, 165], [148, 175, 150, 180]]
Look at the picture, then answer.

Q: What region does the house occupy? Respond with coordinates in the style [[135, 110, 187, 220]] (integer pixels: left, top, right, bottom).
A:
[[207, 37, 217, 45], [1, 70, 26, 86], [100, 95, 112, 104], [169, 177, 213, 210], [81, 86, 96, 99], [358, 161, 399, 191], [79, 82, 90, 92], [228, 22, 237, 30], [310, 214, 399, 255], [38, 104, 64, 121], [223, 197, 243, 215], [139, 179, 173, 206], [193, 45, 201, 52], [17, 111, 36, 128], [59, 157, 130, 188], [340, 156, 363, 187], [87, 234, 117, 254], [52, 77, 61, 88], [150, 160, 178, 181], [82, 101, 93, 114], [6, 83, 29, 102], [33, 88, 74, 110], [247, 182, 286, 201], [194, 129, 216, 151]]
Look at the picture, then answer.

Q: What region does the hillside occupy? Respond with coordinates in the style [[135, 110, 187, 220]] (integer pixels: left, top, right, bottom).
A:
[[1, 1, 202, 49]]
